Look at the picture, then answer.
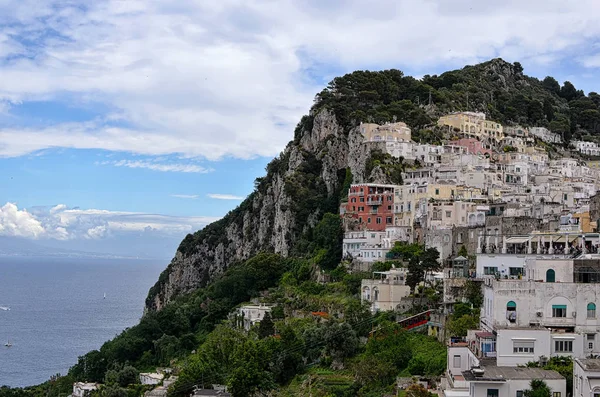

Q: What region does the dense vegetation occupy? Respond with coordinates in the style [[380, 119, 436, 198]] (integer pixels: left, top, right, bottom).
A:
[[311, 58, 600, 143]]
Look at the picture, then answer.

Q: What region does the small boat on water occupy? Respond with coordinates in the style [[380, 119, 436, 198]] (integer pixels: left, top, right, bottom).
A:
[[103, 293, 106, 300], [5, 340, 12, 347], [0, 306, 10, 311]]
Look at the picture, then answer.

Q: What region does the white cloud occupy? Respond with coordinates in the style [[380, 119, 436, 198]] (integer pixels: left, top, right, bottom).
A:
[[171, 194, 199, 199], [580, 53, 600, 68], [2, 202, 220, 241], [207, 194, 245, 200], [111, 160, 213, 173], [0, 1, 600, 159], [0, 203, 45, 238]]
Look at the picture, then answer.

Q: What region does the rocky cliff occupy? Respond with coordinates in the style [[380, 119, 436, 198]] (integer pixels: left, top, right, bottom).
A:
[[146, 57, 580, 311], [146, 109, 386, 311]]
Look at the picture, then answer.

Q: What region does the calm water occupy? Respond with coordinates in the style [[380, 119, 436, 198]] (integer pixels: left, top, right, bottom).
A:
[[0, 256, 165, 387]]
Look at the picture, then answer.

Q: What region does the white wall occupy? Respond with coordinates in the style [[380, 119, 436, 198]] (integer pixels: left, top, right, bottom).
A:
[[574, 360, 600, 397], [471, 378, 565, 397], [495, 329, 551, 366]]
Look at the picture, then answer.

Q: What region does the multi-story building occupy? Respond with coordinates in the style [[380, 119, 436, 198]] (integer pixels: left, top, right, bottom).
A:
[[449, 138, 493, 156], [575, 141, 600, 157], [361, 268, 411, 312], [530, 127, 562, 143], [445, 342, 566, 397], [345, 184, 396, 232], [361, 122, 412, 142], [438, 112, 503, 142]]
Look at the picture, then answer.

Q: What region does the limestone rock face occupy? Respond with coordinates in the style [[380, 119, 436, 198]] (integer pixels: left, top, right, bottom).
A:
[[146, 110, 388, 311]]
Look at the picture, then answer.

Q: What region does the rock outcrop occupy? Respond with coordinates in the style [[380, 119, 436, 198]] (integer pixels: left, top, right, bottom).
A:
[[146, 109, 385, 311]]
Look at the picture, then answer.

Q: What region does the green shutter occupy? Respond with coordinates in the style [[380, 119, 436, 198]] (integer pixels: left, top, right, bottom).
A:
[[588, 303, 596, 310], [552, 305, 567, 310], [507, 301, 517, 309]]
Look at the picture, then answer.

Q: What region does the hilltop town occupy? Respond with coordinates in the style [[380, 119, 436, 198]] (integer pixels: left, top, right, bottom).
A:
[[341, 112, 600, 397]]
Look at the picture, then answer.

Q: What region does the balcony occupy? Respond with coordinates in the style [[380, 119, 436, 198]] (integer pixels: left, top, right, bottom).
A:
[[369, 209, 379, 215], [367, 199, 383, 205]]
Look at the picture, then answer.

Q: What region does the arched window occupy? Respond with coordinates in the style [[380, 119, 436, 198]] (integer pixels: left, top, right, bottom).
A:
[[546, 269, 556, 283], [507, 301, 517, 323], [362, 286, 370, 301], [373, 287, 379, 302], [588, 303, 596, 318]]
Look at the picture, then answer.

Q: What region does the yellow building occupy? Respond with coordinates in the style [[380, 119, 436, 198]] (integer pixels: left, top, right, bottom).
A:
[[587, 160, 600, 169], [437, 112, 485, 136], [573, 211, 593, 233], [438, 112, 503, 142], [360, 122, 411, 142]]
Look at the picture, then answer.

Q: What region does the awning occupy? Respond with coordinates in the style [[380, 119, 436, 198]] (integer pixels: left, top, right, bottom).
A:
[[475, 331, 495, 338], [506, 236, 530, 244], [554, 235, 579, 243]]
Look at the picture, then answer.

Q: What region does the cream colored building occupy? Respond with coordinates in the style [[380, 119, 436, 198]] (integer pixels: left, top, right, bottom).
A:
[[437, 112, 503, 142], [361, 122, 411, 142], [361, 268, 411, 312]]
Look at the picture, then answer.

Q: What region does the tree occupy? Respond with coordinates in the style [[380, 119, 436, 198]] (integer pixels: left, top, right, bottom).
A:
[[101, 385, 127, 397], [312, 213, 343, 270], [446, 314, 479, 337], [458, 245, 468, 257], [513, 62, 524, 74], [117, 365, 138, 387], [258, 313, 275, 339], [406, 383, 433, 397], [560, 81, 578, 101], [543, 98, 555, 121], [542, 76, 560, 94], [523, 379, 552, 397]]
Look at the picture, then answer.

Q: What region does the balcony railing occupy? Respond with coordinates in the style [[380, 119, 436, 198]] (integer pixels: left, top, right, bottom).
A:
[[367, 199, 383, 205]]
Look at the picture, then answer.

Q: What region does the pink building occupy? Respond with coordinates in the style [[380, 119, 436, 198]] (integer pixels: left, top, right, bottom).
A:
[[448, 138, 492, 156]]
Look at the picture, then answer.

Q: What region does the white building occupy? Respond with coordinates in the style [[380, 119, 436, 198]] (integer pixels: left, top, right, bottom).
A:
[[361, 268, 411, 313], [72, 383, 98, 397], [140, 372, 165, 385], [530, 127, 562, 144], [574, 359, 600, 397], [444, 343, 566, 397], [477, 255, 600, 366], [575, 141, 600, 157], [236, 304, 273, 331]]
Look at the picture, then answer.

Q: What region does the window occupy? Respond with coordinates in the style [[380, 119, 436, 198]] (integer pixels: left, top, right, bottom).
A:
[[507, 301, 517, 323], [446, 211, 452, 218], [360, 197, 364, 202], [435, 189, 439, 195], [552, 305, 567, 318], [513, 341, 534, 353], [386, 217, 392, 224], [453, 355, 461, 368], [376, 217, 381, 224], [388, 205, 392, 210], [564, 194, 567, 201], [367, 218, 371, 224], [487, 389, 499, 397], [358, 206, 364, 212], [484, 266, 498, 275], [546, 269, 556, 283], [554, 340, 573, 352], [589, 342, 594, 350], [589, 303, 596, 318], [553, 393, 561, 397], [516, 391, 523, 397], [509, 267, 523, 277], [589, 334, 595, 341]]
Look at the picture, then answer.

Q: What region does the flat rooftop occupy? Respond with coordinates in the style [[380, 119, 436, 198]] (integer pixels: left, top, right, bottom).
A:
[[577, 359, 600, 371], [463, 365, 564, 382]]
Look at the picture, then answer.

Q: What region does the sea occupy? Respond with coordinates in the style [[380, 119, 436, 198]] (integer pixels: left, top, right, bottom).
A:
[[0, 256, 166, 387]]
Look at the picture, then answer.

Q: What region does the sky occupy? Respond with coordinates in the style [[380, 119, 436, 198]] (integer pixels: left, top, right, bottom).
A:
[[2, 0, 600, 258]]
